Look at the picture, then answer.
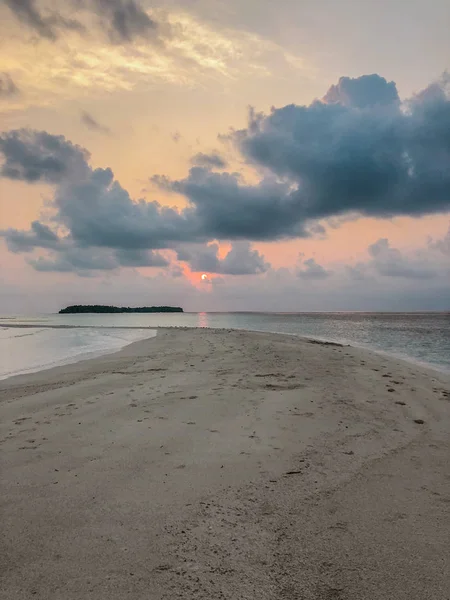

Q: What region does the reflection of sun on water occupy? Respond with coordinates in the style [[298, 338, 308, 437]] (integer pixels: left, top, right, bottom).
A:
[[198, 312, 209, 328]]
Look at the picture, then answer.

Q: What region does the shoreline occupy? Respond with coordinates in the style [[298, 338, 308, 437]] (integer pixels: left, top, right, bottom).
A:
[[1, 324, 449, 382], [0, 327, 157, 382], [1, 328, 449, 599]]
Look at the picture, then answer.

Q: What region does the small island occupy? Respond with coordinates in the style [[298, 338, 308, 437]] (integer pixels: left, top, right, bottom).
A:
[[59, 305, 183, 314]]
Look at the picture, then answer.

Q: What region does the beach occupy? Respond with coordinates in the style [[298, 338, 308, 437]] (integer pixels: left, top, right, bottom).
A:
[[1, 328, 449, 599]]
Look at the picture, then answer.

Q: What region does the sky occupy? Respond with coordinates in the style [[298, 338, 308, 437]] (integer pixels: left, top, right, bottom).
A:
[[0, 0, 449, 313]]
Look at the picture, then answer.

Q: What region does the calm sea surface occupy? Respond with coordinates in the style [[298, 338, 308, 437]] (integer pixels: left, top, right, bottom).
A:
[[1, 312, 449, 379]]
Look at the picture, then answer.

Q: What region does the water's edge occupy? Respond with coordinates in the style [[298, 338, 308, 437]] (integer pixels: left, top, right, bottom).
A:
[[1, 325, 448, 383]]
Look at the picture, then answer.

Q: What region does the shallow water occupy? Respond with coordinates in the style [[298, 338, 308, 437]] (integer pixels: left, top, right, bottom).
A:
[[0, 326, 156, 380], [1, 312, 449, 378]]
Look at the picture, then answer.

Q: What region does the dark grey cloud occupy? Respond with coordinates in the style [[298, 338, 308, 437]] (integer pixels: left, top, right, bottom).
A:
[[3, 0, 84, 40], [2, 220, 62, 253], [177, 243, 220, 272], [297, 257, 331, 280], [178, 241, 270, 275], [3, 0, 157, 44], [1, 72, 450, 276], [0, 129, 89, 183], [0, 73, 19, 97], [367, 238, 437, 279], [90, 0, 157, 44], [0, 133, 199, 254], [219, 241, 270, 275], [153, 73, 450, 241], [115, 248, 169, 267], [52, 168, 199, 249], [229, 76, 450, 224], [80, 111, 111, 135], [191, 152, 228, 169], [29, 248, 117, 273], [154, 167, 309, 240], [322, 74, 399, 108], [28, 246, 169, 274]]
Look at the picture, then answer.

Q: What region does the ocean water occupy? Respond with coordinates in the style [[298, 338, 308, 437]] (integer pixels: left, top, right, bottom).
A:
[[0, 312, 449, 379], [0, 325, 156, 380]]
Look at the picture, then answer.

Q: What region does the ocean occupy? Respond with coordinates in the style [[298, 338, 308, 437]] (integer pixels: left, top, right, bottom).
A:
[[0, 312, 449, 380]]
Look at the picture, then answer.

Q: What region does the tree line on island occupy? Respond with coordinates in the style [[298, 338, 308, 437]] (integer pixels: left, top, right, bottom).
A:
[[59, 305, 184, 314]]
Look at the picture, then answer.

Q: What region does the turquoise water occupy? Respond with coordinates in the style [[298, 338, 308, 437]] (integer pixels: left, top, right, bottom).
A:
[[1, 312, 449, 379]]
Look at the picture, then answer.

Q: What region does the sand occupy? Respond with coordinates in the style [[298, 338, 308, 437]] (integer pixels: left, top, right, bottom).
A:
[[1, 328, 449, 599]]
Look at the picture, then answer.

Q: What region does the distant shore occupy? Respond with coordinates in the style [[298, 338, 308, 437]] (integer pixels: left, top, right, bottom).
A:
[[59, 304, 183, 314], [1, 329, 449, 599]]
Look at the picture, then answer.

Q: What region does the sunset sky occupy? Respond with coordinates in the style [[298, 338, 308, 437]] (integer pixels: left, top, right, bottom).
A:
[[0, 0, 449, 313]]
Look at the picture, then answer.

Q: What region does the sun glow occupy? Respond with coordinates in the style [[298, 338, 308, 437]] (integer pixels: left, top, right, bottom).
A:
[[201, 273, 208, 280]]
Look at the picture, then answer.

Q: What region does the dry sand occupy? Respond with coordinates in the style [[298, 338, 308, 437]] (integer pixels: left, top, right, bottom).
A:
[[1, 328, 449, 599]]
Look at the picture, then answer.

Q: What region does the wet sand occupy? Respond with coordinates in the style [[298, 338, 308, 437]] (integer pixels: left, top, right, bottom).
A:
[[1, 328, 449, 599]]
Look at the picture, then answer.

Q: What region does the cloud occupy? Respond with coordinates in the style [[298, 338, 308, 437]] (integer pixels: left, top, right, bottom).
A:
[[0, 8, 311, 114], [344, 230, 450, 282], [1, 72, 450, 276], [0, 129, 89, 183], [51, 169, 197, 250], [177, 243, 220, 272], [3, 0, 84, 41], [115, 248, 169, 267], [80, 111, 111, 134], [0, 136, 200, 256], [367, 238, 438, 279], [178, 241, 270, 275], [191, 152, 227, 169], [29, 247, 118, 273], [3, 0, 156, 44], [154, 167, 310, 240], [322, 74, 399, 108], [0, 72, 19, 97], [428, 225, 450, 256], [219, 241, 270, 275], [346, 263, 367, 281], [297, 257, 331, 279], [409, 72, 450, 106], [28, 246, 169, 274], [2, 220, 62, 253], [89, 0, 158, 44], [152, 73, 450, 243]]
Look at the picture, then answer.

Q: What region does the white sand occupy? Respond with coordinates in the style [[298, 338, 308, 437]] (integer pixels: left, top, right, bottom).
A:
[[1, 328, 449, 599]]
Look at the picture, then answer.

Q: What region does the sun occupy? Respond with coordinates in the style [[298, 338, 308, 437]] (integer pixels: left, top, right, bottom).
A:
[[201, 273, 208, 280]]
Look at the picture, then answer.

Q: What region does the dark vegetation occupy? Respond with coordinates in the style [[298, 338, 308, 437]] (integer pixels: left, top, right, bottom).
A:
[[59, 305, 183, 314]]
